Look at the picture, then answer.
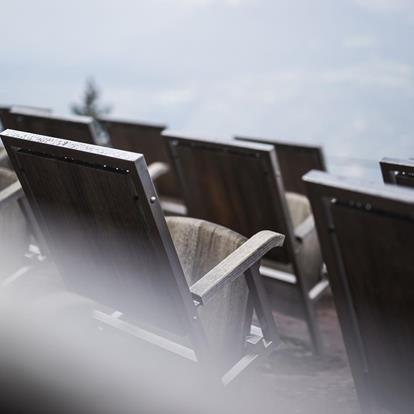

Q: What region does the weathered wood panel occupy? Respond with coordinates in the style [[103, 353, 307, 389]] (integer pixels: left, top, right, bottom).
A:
[[236, 136, 326, 195], [305, 170, 414, 413], [99, 117, 181, 198]]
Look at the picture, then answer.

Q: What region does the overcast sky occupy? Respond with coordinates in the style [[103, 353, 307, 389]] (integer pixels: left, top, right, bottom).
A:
[[1, 0, 413, 177]]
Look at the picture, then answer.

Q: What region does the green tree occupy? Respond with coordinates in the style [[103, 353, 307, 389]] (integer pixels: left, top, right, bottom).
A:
[[71, 77, 111, 118]]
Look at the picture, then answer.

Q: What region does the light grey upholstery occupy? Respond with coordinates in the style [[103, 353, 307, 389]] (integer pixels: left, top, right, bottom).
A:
[[167, 216, 252, 368], [286, 191, 312, 228], [286, 191, 322, 286], [262, 193, 323, 313]]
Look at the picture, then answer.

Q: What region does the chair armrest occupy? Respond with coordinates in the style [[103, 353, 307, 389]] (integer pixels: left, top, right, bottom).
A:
[[147, 162, 169, 181], [294, 214, 314, 242], [0, 181, 23, 207], [190, 231, 285, 305]]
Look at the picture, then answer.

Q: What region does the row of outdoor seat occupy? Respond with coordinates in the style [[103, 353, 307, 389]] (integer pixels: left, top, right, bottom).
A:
[[1, 106, 414, 413], [0, 105, 328, 353]]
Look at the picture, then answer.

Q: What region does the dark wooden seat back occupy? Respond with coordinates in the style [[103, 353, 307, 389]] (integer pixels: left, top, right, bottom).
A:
[[305, 170, 414, 414], [8, 109, 98, 145], [0, 105, 51, 131], [236, 136, 326, 195], [1, 129, 197, 339], [380, 157, 414, 189], [165, 134, 295, 263], [99, 117, 181, 198], [0, 107, 14, 130]]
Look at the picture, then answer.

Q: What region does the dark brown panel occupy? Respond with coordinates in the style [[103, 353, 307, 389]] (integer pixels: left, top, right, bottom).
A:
[[8, 110, 98, 145], [236, 136, 326, 195], [305, 170, 414, 413], [166, 135, 295, 264], [0, 106, 51, 131], [2, 130, 194, 337], [0, 107, 17, 130], [380, 157, 414, 189], [99, 117, 182, 198], [332, 203, 414, 414]]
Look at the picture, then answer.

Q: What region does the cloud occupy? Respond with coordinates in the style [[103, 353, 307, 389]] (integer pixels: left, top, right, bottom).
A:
[[321, 61, 414, 89], [343, 35, 377, 49], [352, 0, 414, 13], [161, 58, 414, 174], [173, 0, 250, 7], [154, 87, 197, 106]]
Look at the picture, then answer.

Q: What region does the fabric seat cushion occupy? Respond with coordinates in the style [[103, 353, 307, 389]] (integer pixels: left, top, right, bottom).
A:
[[286, 191, 312, 228], [166, 216, 252, 369]]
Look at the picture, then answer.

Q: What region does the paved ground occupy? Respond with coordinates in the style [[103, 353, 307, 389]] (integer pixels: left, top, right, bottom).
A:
[[238, 292, 361, 414]]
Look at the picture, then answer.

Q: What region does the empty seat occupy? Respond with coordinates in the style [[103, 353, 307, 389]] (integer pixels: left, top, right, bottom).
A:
[[305, 170, 414, 414], [2, 129, 284, 381], [235, 136, 326, 196], [99, 117, 184, 215], [164, 133, 328, 353]]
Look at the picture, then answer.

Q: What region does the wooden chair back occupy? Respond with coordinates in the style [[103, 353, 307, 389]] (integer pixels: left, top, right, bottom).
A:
[[7, 109, 98, 145], [236, 136, 326, 195], [380, 157, 414, 189], [304, 170, 414, 414], [165, 134, 295, 264], [99, 117, 181, 198], [0, 105, 51, 131], [2, 129, 198, 340]]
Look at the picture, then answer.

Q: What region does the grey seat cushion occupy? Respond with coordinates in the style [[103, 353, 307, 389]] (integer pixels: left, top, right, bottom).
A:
[[166, 216, 252, 369], [286, 191, 311, 228], [269, 192, 323, 289]]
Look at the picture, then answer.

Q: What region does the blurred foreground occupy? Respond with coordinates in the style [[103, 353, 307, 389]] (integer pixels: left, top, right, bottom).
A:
[[0, 265, 359, 414]]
